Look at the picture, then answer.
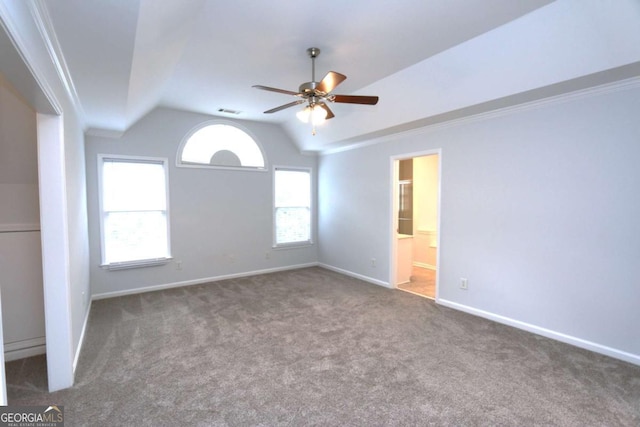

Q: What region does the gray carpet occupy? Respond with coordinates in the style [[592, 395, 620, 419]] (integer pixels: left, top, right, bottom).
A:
[[7, 267, 640, 426]]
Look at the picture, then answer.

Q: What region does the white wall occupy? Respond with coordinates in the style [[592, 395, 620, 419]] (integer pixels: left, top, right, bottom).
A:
[[413, 155, 438, 234], [85, 108, 318, 297], [413, 155, 438, 268], [318, 83, 640, 363]]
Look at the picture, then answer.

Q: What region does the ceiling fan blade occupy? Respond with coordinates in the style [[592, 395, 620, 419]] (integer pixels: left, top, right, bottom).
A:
[[264, 99, 305, 114], [316, 71, 347, 94], [332, 95, 379, 105], [317, 102, 335, 120], [253, 85, 300, 96]]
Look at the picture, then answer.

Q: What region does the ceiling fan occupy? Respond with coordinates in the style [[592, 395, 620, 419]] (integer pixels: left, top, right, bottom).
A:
[[253, 47, 379, 132]]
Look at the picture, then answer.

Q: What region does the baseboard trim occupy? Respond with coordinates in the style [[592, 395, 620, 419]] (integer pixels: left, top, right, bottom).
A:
[[318, 263, 392, 289], [73, 302, 92, 373], [437, 299, 640, 367], [4, 337, 46, 362], [0, 223, 40, 233], [413, 262, 436, 270], [92, 263, 320, 300]]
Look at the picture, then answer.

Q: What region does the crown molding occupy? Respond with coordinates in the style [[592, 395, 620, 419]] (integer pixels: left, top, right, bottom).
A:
[[86, 127, 125, 139], [28, 0, 86, 125], [0, 1, 61, 114], [320, 74, 640, 156]]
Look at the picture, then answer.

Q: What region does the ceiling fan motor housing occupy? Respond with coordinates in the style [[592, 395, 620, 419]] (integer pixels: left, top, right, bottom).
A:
[[299, 81, 321, 95]]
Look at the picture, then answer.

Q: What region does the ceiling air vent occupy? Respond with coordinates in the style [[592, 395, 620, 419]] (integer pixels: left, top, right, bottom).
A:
[[217, 108, 241, 115]]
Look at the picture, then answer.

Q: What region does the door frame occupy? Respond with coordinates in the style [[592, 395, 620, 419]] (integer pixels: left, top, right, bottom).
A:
[[389, 149, 442, 300], [0, 6, 76, 394]]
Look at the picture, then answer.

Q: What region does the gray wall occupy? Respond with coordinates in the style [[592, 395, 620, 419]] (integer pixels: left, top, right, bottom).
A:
[[318, 84, 640, 360], [86, 108, 318, 297], [64, 108, 91, 358]]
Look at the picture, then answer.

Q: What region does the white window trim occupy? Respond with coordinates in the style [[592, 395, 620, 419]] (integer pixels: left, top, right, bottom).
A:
[[176, 119, 268, 171], [97, 154, 172, 270], [272, 165, 313, 249]]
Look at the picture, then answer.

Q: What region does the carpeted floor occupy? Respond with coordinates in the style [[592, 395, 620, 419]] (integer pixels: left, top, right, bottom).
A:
[[7, 267, 640, 426]]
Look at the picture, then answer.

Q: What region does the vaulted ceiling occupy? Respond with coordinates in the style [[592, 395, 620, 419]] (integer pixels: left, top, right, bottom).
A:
[[10, 0, 640, 152]]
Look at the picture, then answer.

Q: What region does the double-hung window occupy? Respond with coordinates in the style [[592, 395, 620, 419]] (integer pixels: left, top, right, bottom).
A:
[[273, 167, 312, 247], [98, 155, 171, 269]]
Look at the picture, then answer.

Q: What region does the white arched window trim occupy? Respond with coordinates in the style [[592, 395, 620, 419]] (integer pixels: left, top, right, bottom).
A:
[[176, 120, 268, 171]]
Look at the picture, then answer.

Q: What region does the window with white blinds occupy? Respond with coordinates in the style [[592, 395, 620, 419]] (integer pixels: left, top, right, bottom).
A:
[[273, 167, 312, 247], [98, 155, 171, 268]]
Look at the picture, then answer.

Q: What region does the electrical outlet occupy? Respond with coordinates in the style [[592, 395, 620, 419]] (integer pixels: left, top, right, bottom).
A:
[[265, 251, 271, 260], [371, 258, 376, 268], [176, 260, 182, 270], [460, 278, 468, 290]]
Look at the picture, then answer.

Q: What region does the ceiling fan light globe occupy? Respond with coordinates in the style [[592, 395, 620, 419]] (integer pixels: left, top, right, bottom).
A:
[[296, 106, 312, 123], [311, 105, 327, 125]]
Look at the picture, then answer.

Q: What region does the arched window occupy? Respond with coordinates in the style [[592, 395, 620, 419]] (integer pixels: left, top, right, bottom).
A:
[[177, 122, 266, 170]]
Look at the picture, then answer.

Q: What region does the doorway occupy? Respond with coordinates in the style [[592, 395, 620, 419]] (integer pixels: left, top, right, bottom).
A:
[[391, 151, 440, 299]]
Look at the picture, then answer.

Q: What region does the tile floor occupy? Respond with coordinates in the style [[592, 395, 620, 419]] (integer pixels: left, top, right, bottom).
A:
[[397, 266, 436, 298]]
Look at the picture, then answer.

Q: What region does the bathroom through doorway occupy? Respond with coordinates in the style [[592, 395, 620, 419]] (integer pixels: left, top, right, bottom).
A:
[[391, 152, 440, 299]]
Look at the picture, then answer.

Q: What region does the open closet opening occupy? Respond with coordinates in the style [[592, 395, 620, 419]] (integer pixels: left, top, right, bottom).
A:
[[0, 70, 47, 401]]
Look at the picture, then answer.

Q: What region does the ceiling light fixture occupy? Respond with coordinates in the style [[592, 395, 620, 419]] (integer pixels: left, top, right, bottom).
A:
[[296, 100, 328, 136], [296, 104, 327, 124], [253, 47, 379, 136]]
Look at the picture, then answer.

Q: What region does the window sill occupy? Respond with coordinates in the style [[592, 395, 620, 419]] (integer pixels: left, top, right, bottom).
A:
[[272, 242, 313, 250], [101, 257, 172, 271], [177, 162, 268, 172]]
